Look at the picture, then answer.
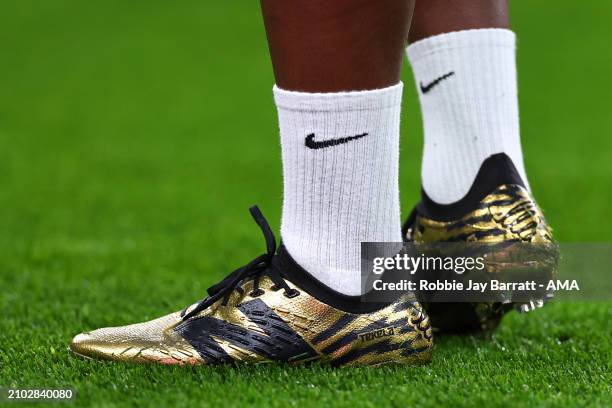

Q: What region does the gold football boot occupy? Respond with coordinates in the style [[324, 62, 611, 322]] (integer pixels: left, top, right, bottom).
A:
[[71, 207, 433, 366], [403, 154, 558, 333]]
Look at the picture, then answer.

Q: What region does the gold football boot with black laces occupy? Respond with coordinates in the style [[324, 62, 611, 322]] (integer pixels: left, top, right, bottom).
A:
[[70, 207, 433, 366], [403, 154, 558, 333]]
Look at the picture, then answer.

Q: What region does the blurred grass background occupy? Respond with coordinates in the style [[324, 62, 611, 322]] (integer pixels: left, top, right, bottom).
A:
[[0, 1, 610, 407]]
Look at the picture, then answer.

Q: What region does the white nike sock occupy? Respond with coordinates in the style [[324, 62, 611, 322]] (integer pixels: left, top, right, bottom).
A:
[[407, 28, 529, 204], [274, 83, 403, 296]]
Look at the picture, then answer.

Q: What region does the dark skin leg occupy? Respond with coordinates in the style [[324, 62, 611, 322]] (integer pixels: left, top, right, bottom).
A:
[[261, 0, 415, 92], [409, 0, 509, 43]]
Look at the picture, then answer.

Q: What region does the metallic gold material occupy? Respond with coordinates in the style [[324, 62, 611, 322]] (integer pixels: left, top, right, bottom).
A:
[[70, 276, 432, 366], [407, 185, 553, 244], [405, 184, 558, 332], [69, 312, 203, 365]]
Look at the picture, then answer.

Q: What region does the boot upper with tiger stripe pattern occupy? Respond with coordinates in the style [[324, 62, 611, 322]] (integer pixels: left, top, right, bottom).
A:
[[403, 153, 558, 333], [70, 207, 433, 366]]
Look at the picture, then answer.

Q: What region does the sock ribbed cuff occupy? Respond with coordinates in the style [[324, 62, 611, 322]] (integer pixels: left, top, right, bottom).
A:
[[273, 83, 403, 112], [407, 28, 516, 62]]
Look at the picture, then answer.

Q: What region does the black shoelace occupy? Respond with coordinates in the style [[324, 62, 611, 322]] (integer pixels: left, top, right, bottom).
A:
[[181, 206, 299, 321]]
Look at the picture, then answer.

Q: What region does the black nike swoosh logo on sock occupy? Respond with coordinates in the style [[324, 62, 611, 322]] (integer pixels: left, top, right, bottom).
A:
[[305, 133, 369, 149], [420, 71, 455, 94]]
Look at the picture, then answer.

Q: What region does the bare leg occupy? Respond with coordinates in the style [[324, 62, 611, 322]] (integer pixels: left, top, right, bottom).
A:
[[409, 0, 508, 43], [261, 0, 414, 92]]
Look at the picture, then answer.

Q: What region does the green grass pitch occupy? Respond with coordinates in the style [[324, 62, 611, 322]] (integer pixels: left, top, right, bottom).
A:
[[0, 1, 610, 407]]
